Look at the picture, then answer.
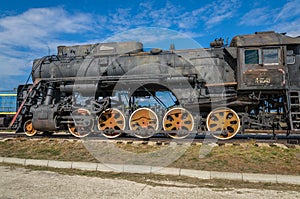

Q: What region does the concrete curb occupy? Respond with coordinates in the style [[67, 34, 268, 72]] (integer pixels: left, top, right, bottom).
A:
[[25, 159, 49, 167], [1, 156, 299, 185], [211, 171, 243, 181], [3, 157, 26, 165], [48, 160, 73, 169], [72, 162, 98, 171]]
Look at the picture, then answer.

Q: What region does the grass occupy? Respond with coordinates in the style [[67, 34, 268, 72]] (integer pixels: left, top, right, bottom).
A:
[[0, 138, 96, 162], [0, 138, 300, 175], [170, 144, 300, 175]]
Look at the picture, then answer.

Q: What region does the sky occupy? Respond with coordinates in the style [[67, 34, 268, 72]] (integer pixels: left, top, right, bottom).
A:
[[0, 0, 299, 90]]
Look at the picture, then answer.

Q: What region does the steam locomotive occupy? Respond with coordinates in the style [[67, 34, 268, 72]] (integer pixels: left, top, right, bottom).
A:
[[9, 31, 300, 139]]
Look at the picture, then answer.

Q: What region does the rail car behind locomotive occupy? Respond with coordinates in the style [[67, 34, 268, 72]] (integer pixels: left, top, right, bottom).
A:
[[10, 31, 300, 139], [0, 90, 17, 128]]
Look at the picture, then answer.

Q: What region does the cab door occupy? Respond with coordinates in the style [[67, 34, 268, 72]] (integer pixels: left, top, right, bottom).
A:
[[286, 46, 299, 89]]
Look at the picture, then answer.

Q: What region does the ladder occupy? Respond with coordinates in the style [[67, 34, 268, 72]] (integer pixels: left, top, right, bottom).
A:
[[287, 90, 300, 131], [9, 80, 40, 130]]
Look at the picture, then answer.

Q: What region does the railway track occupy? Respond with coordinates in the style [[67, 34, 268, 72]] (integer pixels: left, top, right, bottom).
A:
[[1, 131, 299, 146]]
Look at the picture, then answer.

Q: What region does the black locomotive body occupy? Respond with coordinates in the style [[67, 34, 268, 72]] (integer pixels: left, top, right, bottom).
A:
[[10, 31, 300, 139]]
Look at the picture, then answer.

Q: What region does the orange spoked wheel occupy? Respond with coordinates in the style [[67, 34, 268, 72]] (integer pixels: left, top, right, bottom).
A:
[[98, 108, 125, 138], [24, 119, 37, 136], [68, 108, 92, 138], [206, 107, 240, 140], [163, 107, 194, 139], [129, 108, 159, 138]]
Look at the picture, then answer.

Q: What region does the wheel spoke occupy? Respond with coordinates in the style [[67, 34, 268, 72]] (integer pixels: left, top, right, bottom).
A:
[[68, 108, 91, 138], [206, 107, 240, 140], [129, 108, 159, 138], [98, 108, 125, 138], [163, 107, 194, 139], [24, 119, 37, 136]]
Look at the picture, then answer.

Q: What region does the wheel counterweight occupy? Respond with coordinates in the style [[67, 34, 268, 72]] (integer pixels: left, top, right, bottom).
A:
[[24, 119, 37, 136], [206, 107, 240, 140], [129, 108, 159, 138], [163, 107, 194, 139], [98, 108, 125, 138], [68, 108, 92, 138]]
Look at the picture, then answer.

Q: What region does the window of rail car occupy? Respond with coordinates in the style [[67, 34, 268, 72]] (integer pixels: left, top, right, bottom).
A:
[[262, 48, 279, 65]]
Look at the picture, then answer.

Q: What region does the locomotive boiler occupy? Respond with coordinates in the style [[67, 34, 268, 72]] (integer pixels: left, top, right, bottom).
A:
[[10, 31, 300, 139]]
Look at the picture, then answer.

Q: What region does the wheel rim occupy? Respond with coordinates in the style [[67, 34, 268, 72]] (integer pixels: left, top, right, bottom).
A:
[[129, 108, 159, 138], [24, 119, 37, 136], [68, 108, 92, 138], [206, 107, 240, 140], [98, 108, 125, 138], [163, 107, 194, 139]]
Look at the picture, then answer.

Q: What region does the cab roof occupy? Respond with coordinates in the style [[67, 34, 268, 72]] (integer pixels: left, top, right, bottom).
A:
[[230, 31, 300, 47]]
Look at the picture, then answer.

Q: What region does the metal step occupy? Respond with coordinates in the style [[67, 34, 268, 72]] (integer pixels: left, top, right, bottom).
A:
[[287, 90, 300, 131], [291, 112, 300, 114]]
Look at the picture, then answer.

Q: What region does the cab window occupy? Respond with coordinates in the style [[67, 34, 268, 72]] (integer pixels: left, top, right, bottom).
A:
[[287, 50, 295, 65], [245, 49, 259, 64], [262, 48, 278, 64], [244, 48, 279, 65]]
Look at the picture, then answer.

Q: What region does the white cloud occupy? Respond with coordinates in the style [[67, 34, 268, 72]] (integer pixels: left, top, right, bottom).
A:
[[102, 0, 239, 33], [275, 0, 300, 22], [239, 7, 274, 26], [0, 8, 92, 49], [103, 2, 184, 32], [0, 7, 94, 89], [0, 54, 28, 76], [0, 7, 92, 48], [273, 19, 300, 37], [204, 0, 240, 28], [273, 0, 300, 36], [239, 0, 300, 36]]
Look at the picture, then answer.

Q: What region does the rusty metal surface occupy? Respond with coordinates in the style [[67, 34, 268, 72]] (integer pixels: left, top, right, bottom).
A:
[[230, 31, 300, 47]]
